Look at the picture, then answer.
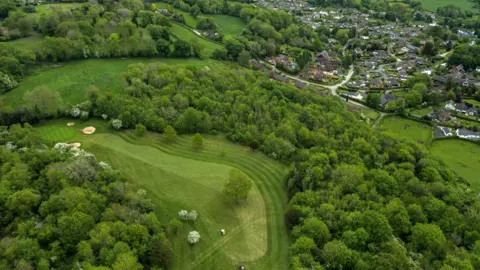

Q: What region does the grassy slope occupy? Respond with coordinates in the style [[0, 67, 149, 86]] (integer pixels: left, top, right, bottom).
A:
[[2, 58, 218, 109], [209, 15, 246, 37], [36, 119, 290, 270], [431, 139, 480, 191], [170, 24, 223, 53], [378, 116, 432, 143]]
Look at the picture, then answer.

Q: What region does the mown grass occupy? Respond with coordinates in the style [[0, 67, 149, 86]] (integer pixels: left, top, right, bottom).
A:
[[36, 119, 290, 270], [378, 116, 433, 144], [419, 0, 476, 12], [410, 106, 433, 118], [431, 139, 480, 191], [170, 23, 223, 54], [209, 15, 246, 37], [2, 58, 219, 109]]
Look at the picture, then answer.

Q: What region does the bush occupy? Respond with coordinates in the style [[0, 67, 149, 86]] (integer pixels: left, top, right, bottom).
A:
[[136, 123, 147, 136]]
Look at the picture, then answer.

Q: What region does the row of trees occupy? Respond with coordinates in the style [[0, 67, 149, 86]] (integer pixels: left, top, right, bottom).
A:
[[0, 124, 172, 269]]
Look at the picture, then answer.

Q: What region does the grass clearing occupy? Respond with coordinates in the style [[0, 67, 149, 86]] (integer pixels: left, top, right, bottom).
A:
[[170, 23, 223, 54], [2, 58, 219, 109], [36, 119, 290, 270], [431, 139, 480, 191], [378, 116, 432, 144], [155, 2, 197, 28], [209, 15, 246, 37]]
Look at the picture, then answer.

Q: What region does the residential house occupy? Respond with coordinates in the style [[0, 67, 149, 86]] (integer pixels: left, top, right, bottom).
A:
[[380, 93, 399, 106], [371, 77, 384, 89], [456, 128, 480, 140], [445, 100, 478, 115], [429, 109, 452, 123], [386, 78, 400, 88]]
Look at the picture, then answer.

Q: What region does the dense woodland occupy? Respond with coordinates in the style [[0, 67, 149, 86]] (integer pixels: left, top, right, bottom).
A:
[[4, 62, 475, 269], [0, 124, 172, 269], [2, 0, 480, 269]]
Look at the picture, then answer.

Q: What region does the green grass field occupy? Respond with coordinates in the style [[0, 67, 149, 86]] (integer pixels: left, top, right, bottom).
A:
[[36, 119, 290, 270], [155, 2, 197, 28], [209, 15, 246, 37], [419, 0, 476, 12], [170, 24, 223, 54], [2, 58, 219, 109], [431, 139, 480, 191], [378, 116, 433, 144]]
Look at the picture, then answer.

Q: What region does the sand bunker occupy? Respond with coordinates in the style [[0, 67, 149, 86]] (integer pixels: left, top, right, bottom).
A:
[[82, 126, 96, 135], [69, 142, 81, 148], [67, 122, 75, 126]]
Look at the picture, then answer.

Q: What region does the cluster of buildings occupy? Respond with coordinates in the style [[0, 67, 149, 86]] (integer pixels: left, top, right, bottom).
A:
[[301, 51, 342, 82]]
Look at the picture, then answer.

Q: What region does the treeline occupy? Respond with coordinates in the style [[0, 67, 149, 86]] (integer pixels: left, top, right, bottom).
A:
[[0, 124, 172, 269], [163, 0, 327, 56], [0, 43, 36, 93], [16, 62, 477, 268], [448, 44, 480, 71]]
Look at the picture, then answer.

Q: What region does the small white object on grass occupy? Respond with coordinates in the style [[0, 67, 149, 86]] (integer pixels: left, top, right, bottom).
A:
[[220, 229, 225, 236]]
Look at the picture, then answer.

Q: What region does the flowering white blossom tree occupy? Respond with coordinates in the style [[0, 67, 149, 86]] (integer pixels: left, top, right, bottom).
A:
[[98, 161, 112, 171], [70, 107, 81, 118], [54, 143, 71, 153], [112, 119, 123, 130], [178, 210, 188, 220], [188, 210, 198, 222], [188, 231, 200, 244]]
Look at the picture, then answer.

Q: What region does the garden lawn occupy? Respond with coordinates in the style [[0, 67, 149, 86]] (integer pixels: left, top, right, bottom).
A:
[[410, 107, 433, 118], [2, 58, 218, 109], [209, 15, 246, 37], [170, 23, 223, 54], [465, 99, 480, 107], [35, 119, 290, 270], [431, 139, 480, 191], [378, 116, 433, 144]]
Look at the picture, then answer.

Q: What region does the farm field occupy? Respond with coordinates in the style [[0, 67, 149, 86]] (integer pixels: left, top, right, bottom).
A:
[[378, 116, 432, 144], [210, 15, 246, 37], [2, 58, 219, 109], [419, 0, 476, 12], [170, 23, 223, 54], [431, 139, 480, 191], [35, 119, 290, 270]]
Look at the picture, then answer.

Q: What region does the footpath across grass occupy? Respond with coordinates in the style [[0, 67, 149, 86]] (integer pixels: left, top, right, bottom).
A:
[[431, 139, 480, 191], [35, 118, 290, 270]]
